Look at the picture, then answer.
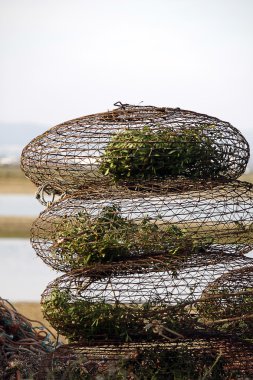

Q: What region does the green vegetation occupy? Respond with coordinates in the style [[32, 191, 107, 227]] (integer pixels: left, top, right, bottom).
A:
[[52, 205, 212, 268], [46, 347, 226, 379], [43, 289, 227, 379], [198, 288, 253, 340], [111, 348, 226, 380], [43, 289, 193, 343], [99, 126, 225, 182]]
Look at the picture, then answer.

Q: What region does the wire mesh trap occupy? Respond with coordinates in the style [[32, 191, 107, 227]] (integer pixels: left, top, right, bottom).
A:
[[36, 339, 253, 380], [40, 254, 253, 343], [20, 104, 249, 194], [20, 102, 253, 377], [0, 297, 55, 379], [198, 266, 253, 339], [31, 180, 253, 272]]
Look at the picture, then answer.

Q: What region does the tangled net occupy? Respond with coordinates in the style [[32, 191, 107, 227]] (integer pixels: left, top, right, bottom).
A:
[[31, 180, 253, 272], [0, 297, 55, 379], [36, 339, 253, 380], [21, 104, 249, 194]]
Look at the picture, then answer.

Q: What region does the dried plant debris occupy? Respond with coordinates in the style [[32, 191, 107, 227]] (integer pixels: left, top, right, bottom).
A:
[[36, 339, 253, 380]]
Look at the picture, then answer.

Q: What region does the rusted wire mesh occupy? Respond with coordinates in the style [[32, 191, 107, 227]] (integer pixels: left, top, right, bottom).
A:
[[20, 103, 253, 377], [199, 266, 253, 339], [36, 339, 253, 379], [0, 297, 55, 379], [31, 180, 253, 272], [40, 255, 253, 343], [20, 104, 249, 194]]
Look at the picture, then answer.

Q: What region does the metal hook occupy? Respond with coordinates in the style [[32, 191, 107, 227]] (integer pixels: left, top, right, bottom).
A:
[[35, 183, 56, 207], [113, 101, 129, 109]]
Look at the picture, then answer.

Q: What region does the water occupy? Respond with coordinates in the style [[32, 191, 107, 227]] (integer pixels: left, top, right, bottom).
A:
[[0, 192, 253, 301], [0, 237, 252, 302], [0, 238, 60, 301], [0, 194, 52, 301], [0, 194, 43, 216]]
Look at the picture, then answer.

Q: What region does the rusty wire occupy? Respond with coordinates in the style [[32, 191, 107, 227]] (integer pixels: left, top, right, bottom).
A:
[[20, 104, 249, 195], [36, 339, 253, 379], [19, 103, 253, 378], [40, 254, 253, 344], [31, 180, 253, 272], [198, 266, 253, 338]]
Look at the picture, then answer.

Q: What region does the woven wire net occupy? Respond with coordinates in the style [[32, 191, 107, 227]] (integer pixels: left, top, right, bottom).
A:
[[198, 266, 253, 338], [20, 104, 249, 194], [36, 339, 253, 380], [20, 103, 253, 377], [40, 254, 253, 343], [31, 180, 253, 272]]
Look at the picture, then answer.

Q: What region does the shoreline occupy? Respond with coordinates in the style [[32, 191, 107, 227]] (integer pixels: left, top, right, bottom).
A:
[[0, 166, 253, 238], [0, 165, 253, 195], [0, 216, 34, 238], [13, 302, 67, 342], [0, 165, 36, 194]]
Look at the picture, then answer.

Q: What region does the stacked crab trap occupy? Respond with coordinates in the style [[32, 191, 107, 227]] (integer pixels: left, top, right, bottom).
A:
[[21, 104, 253, 379]]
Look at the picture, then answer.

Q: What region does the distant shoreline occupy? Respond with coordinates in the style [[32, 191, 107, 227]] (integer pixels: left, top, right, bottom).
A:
[[0, 165, 36, 194], [0, 165, 252, 238], [0, 216, 34, 238], [240, 173, 253, 184], [1, 165, 253, 194]]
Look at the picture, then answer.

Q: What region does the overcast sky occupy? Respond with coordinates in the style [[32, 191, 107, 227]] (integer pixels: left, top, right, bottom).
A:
[[0, 0, 253, 140]]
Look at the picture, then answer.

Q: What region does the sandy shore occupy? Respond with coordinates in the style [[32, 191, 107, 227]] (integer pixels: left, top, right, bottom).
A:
[[0, 165, 252, 238], [1, 165, 253, 194], [0, 165, 36, 194], [0, 179, 36, 194], [0, 216, 34, 237], [13, 302, 67, 342]]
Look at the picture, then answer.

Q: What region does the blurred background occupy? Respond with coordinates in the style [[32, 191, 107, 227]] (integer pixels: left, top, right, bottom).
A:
[[0, 0, 253, 323]]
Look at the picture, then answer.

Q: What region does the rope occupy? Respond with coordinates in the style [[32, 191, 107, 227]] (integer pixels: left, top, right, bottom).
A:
[[0, 297, 57, 377], [35, 183, 57, 207], [113, 101, 129, 109]]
